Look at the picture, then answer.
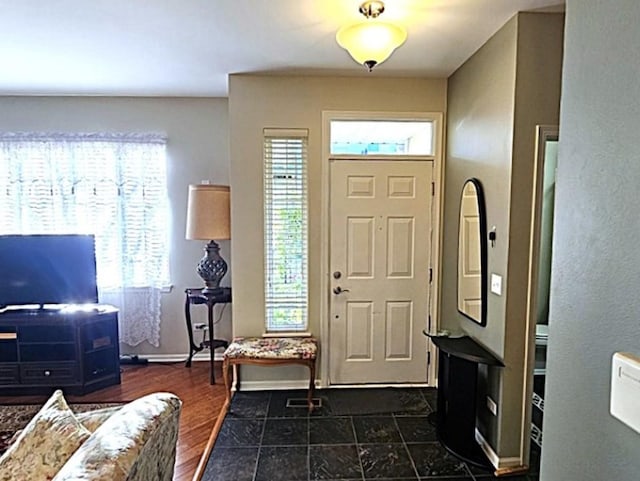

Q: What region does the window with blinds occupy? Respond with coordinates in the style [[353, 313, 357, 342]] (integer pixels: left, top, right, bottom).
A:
[[263, 129, 309, 332]]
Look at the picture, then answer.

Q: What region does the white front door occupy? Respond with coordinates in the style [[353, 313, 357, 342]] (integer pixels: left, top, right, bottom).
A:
[[329, 159, 433, 384]]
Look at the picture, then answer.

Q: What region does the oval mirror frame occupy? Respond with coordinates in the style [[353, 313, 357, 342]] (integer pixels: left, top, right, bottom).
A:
[[457, 178, 488, 326]]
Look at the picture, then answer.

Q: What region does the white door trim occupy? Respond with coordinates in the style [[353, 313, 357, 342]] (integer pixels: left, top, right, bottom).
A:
[[521, 125, 559, 464], [319, 110, 445, 388]]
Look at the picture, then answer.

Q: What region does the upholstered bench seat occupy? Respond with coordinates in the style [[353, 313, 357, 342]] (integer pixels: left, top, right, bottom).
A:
[[222, 336, 318, 412]]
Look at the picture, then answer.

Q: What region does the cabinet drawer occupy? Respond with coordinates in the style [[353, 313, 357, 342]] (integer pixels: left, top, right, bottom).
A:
[[18, 325, 74, 343], [0, 364, 19, 385], [20, 363, 79, 384]]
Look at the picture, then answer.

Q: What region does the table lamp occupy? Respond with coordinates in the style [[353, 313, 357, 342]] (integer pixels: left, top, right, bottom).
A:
[[185, 184, 230, 294]]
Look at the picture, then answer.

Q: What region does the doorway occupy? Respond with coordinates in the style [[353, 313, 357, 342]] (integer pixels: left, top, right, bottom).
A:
[[321, 113, 443, 386], [524, 125, 558, 456]]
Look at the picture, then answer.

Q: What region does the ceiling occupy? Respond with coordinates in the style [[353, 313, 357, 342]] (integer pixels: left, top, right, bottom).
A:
[[0, 0, 564, 97]]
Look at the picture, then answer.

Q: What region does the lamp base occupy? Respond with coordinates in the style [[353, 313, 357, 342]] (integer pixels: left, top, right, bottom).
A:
[[196, 240, 227, 293]]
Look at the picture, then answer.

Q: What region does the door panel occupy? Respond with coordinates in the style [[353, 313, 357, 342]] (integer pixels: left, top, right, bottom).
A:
[[387, 217, 415, 277], [348, 218, 375, 277], [385, 301, 413, 360], [329, 160, 433, 384], [345, 302, 373, 360]]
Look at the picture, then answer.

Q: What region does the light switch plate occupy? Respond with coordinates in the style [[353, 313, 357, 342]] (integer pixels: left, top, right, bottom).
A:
[[486, 396, 498, 416], [491, 273, 502, 295], [611, 352, 640, 434]]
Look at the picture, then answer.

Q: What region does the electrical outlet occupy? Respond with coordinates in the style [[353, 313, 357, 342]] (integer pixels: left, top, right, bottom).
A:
[[491, 273, 502, 296], [487, 396, 498, 416]]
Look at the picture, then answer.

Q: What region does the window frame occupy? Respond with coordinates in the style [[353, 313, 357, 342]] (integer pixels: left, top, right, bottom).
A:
[[263, 128, 310, 333]]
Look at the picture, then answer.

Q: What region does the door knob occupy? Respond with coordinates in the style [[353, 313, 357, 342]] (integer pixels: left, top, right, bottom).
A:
[[333, 286, 350, 295]]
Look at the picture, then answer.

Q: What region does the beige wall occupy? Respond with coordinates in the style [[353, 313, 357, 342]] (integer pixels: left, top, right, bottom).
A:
[[229, 75, 447, 383], [502, 12, 564, 454], [0, 96, 231, 358], [444, 12, 564, 461], [443, 15, 518, 354]]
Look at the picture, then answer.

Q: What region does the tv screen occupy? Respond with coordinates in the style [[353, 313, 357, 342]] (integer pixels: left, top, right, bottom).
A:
[[0, 234, 98, 307]]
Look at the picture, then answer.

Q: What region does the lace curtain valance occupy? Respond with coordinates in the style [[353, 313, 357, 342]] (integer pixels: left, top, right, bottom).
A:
[[0, 131, 170, 347]]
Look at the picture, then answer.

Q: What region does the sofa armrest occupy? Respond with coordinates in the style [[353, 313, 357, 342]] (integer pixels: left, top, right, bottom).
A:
[[52, 392, 182, 481]]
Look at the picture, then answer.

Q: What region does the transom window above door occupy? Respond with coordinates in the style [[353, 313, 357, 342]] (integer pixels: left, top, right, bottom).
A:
[[330, 120, 434, 156]]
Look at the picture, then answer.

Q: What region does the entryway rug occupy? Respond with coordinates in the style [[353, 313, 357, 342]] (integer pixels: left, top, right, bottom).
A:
[[0, 402, 124, 456], [326, 387, 430, 416]]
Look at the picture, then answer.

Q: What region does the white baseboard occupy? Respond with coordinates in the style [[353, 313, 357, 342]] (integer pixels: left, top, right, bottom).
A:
[[132, 352, 224, 363], [123, 355, 319, 391], [475, 429, 522, 470]]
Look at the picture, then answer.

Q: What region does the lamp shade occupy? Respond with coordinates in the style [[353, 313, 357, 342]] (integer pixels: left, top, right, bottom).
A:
[[336, 21, 407, 67], [185, 184, 230, 241]]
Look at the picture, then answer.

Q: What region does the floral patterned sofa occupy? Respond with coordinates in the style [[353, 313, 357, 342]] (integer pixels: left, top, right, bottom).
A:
[[0, 390, 182, 481]]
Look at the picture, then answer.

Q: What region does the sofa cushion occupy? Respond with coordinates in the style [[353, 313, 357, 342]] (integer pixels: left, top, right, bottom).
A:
[[52, 392, 182, 481], [0, 389, 91, 481], [75, 405, 123, 433], [224, 336, 318, 360]]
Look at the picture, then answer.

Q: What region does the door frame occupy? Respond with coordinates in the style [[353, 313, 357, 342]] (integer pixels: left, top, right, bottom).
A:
[[319, 110, 445, 388], [521, 125, 559, 463]]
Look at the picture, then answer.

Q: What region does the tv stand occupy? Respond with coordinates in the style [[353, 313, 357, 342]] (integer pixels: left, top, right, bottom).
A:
[[0, 305, 121, 395]]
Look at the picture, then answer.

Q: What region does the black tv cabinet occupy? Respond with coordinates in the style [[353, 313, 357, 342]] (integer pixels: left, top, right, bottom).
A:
[[0, 306, 121, 395]]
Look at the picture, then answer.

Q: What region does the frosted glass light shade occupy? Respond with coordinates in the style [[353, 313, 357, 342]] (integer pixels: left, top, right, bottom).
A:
[[336, 21, 407, 68], [185, 184, 230, 240]]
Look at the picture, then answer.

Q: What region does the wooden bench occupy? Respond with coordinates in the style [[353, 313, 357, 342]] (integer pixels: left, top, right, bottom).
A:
[[222, 336, 318, 412]]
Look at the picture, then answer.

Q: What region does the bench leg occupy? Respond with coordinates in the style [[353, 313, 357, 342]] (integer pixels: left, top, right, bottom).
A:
[[307, 360, 316, 413], [222, 358, 232, 412]]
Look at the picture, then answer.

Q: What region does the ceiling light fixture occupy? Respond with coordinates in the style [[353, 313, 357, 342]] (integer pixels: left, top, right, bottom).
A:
[[336, 0, 407, 72]]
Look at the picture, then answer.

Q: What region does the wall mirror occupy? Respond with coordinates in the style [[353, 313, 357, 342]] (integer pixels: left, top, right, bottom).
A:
[[457, 178, 488, 326]]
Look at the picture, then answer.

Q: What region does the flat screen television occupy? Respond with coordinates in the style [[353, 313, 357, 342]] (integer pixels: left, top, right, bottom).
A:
[[0, 234, 98, 308]]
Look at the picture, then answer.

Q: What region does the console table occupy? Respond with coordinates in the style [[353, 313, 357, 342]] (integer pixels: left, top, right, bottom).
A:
[[424, 332, 504, 468], [184, 287, 231, 384]]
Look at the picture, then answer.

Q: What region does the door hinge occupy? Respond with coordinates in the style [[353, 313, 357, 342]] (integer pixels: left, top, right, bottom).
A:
[[429, 267, 433, 283], [431, 182, 435, 196], [427, 351, 431, 365], [428, 314, 432, 331]]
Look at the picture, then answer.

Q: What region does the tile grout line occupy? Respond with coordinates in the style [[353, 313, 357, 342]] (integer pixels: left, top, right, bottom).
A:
[[250, 392, 271, 481], [349, 415, 367, 481], [392, 413, 422, 480]]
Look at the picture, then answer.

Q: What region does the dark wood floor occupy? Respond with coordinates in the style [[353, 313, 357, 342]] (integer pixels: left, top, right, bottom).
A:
[[0, 361, 226, 481]]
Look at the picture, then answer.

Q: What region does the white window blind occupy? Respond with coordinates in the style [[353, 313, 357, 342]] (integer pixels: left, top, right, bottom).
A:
[[263, 129, 309, 332], [0, 131, 170, 347]]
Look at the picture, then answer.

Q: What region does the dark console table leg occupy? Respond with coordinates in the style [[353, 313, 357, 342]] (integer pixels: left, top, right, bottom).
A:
[[184, 287, 232, 383], [206, 304, 230, 384], [184, 290, 203, 368], [207, 302, 215, 384]]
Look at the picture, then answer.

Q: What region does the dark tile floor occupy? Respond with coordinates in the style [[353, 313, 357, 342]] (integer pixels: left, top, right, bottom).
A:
[[202, 388, 540, 481]]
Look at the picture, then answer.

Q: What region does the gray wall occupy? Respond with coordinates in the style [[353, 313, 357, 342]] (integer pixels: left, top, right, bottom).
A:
[[444, 12, 563, 459], [0, 96, 231, 358], [542, 0, 640, 478]]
